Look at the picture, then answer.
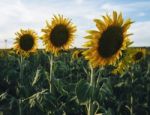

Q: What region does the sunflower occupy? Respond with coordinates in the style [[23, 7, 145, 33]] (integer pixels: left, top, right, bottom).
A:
[[72, 49, 84, 60], [131, 48, 146, 63], [41, 15, 76, 55], [83, 11, 133, 68], [13, 29, 38, 57], [112, 48, 147, 74], [112, 51, 131, 75]]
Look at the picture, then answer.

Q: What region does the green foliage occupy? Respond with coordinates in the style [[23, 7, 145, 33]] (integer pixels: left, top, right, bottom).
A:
[[76, 79, 93, 105], [0, 49, 150, 115]]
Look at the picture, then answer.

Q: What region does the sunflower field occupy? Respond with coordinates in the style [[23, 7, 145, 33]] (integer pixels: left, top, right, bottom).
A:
[[0, 11, 150, 115]]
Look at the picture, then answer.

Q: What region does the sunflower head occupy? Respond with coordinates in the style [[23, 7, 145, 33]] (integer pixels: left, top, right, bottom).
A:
[[112, 50, 131, 75], [112, 48, 147, 75], [83, 11, 133, 68], [72, 49, 84, 60], [13, 29, 38, 57], [132, 48, 146, 63], [41, 14, 76, 55]]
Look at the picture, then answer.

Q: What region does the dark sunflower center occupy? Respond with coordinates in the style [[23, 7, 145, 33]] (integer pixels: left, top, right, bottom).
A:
[[78, 51, 83, 58], [50, 24, 69, 47], [19, 34, 34, 51], [98, 26, 123, 58], [133, 52, 143, 61]]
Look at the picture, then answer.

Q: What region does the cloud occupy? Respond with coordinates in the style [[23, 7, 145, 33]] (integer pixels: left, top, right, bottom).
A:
[[74, 0, 85, 4], [0, 0, 55, 48], [137, 12, 146, 17], [0, 0, 149, 48], [130, 21, 150, 46], [101, 1, 150, 12], [0, 0, 103, 48]]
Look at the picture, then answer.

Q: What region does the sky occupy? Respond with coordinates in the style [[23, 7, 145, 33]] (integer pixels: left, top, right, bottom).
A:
[[0, 0, 150, 48]]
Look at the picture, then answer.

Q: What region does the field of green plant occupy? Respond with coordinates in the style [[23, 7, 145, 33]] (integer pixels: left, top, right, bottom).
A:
[[0, 48, 150, 115]]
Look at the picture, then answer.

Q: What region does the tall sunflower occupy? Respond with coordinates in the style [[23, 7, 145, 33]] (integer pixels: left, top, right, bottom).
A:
[[13, 29, 38, 57], [83, 11, 133, 68], [41, 15, 76, 55]]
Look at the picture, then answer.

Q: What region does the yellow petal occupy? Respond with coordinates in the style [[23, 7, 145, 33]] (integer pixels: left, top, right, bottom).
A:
[[94, 19, 106, 30], [117, 12, 123, 25], [113, 11, 118, 23]]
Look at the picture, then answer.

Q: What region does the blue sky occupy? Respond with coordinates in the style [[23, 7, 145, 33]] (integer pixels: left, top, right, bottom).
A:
[[0, 0, 150, 48]]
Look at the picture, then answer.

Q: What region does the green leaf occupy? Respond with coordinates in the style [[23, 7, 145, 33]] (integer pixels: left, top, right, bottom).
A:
[[29, 98, 36, 108], [54, 79, 68, 95], [114, 82, 125, 88], [76, 79, 92, 105], [0, 92, 8, 101], [32, 69, 41, 86], [99, 80, 113, 100], [103, 108, 113, 115]]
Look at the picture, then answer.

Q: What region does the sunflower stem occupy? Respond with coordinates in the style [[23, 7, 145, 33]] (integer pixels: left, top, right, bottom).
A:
[[49, 54, 53, 93], [129, 67, 134, 115], [19, 99, 22, 115], [130, 95, 133, 115], [19, 55, 23, 115], [19, 55, 23, 84], [88, 64, 95, 115], [130, 71, 134, 115]]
